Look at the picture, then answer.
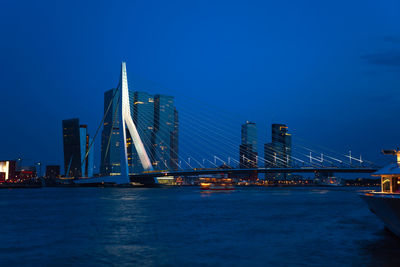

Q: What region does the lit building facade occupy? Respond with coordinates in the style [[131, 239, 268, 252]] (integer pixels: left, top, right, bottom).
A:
[[264, 123, 292, 179], [131, 91, 155, 173], [100, 89, 120, 175], [239, 121, 258, 181], [100, 90, 179, 174], [271, 124, 291, 167], [0, 160, 16, 183], [239, 121, 258, 168], [152, 94, 178, 170], [241, 121, 257, 152], [100, 89, 137, 175], [0, 160, 42, 182]]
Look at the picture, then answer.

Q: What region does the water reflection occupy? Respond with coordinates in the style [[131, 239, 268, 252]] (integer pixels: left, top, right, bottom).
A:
[[361, 229, 400, 266], [200, 189, 236, 194], [0, 187, 398, 266]]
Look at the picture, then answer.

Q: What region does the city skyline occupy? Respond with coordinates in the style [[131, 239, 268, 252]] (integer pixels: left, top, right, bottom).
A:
[[60, 77, 299, 177], [1, 2, 399, 264], [53, 61, 341, 179]]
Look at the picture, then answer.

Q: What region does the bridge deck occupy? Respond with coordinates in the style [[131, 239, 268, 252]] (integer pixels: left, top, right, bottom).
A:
[[131, 167, 378, 179]]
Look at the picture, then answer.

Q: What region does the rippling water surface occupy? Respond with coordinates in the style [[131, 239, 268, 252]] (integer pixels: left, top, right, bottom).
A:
[[0, 187, 399, 266]]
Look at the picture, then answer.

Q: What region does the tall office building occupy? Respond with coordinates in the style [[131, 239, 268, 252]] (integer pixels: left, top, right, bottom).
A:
[[131, 91, 155, 173], [239, 121, 258, 181], [100, 90, 179, 174], [63, 119, 81, 177], [272, 124, 291, 167], [264, 123, 292, 179], [239, 121, 258, 168], [152, 94, 177, 170], [241, 121, 257, 151], [100, 89, 138, 175], [100, 89, 121, 175], [62, 118, 94, 177], [272, 124, 291, 152]]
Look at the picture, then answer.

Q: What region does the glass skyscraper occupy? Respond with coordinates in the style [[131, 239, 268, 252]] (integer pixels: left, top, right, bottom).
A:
[[264, 123, 292, 179], [100, 89, 138, 175], [241, 121, 257, 152], [239, 121, 258, 180], [239, 121, 258, 168], [100, 90, 179, 174], [131, 91, 155, 173], [152, 94, 178, 170], [100, 89, 121, 175]]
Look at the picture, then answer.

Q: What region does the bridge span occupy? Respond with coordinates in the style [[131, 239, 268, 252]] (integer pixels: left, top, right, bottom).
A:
[[77, 62, 380, 187], [130, 167, 378, 183]]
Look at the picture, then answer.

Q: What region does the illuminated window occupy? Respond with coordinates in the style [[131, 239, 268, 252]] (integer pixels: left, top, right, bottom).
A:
[[382, 177, 391, 192]]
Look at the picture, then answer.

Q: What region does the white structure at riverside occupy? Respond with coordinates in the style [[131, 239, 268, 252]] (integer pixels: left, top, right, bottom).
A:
[[76, 62, 155, 185]]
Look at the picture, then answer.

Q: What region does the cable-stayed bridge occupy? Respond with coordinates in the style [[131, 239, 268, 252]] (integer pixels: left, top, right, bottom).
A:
[[76, 62, 379, 186]]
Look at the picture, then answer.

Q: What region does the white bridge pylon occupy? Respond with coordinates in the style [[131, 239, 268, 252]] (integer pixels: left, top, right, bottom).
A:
[[119, 62, 154, 181], [76, 62, 155, 185]]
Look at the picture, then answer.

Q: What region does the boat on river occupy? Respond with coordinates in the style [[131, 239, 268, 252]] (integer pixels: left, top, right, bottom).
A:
[[199, 177, 235, 190], [360, 149, 400, 237]]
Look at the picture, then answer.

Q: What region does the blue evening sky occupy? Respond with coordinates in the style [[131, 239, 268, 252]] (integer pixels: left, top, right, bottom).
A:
[[0, 0, 399, 169]]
